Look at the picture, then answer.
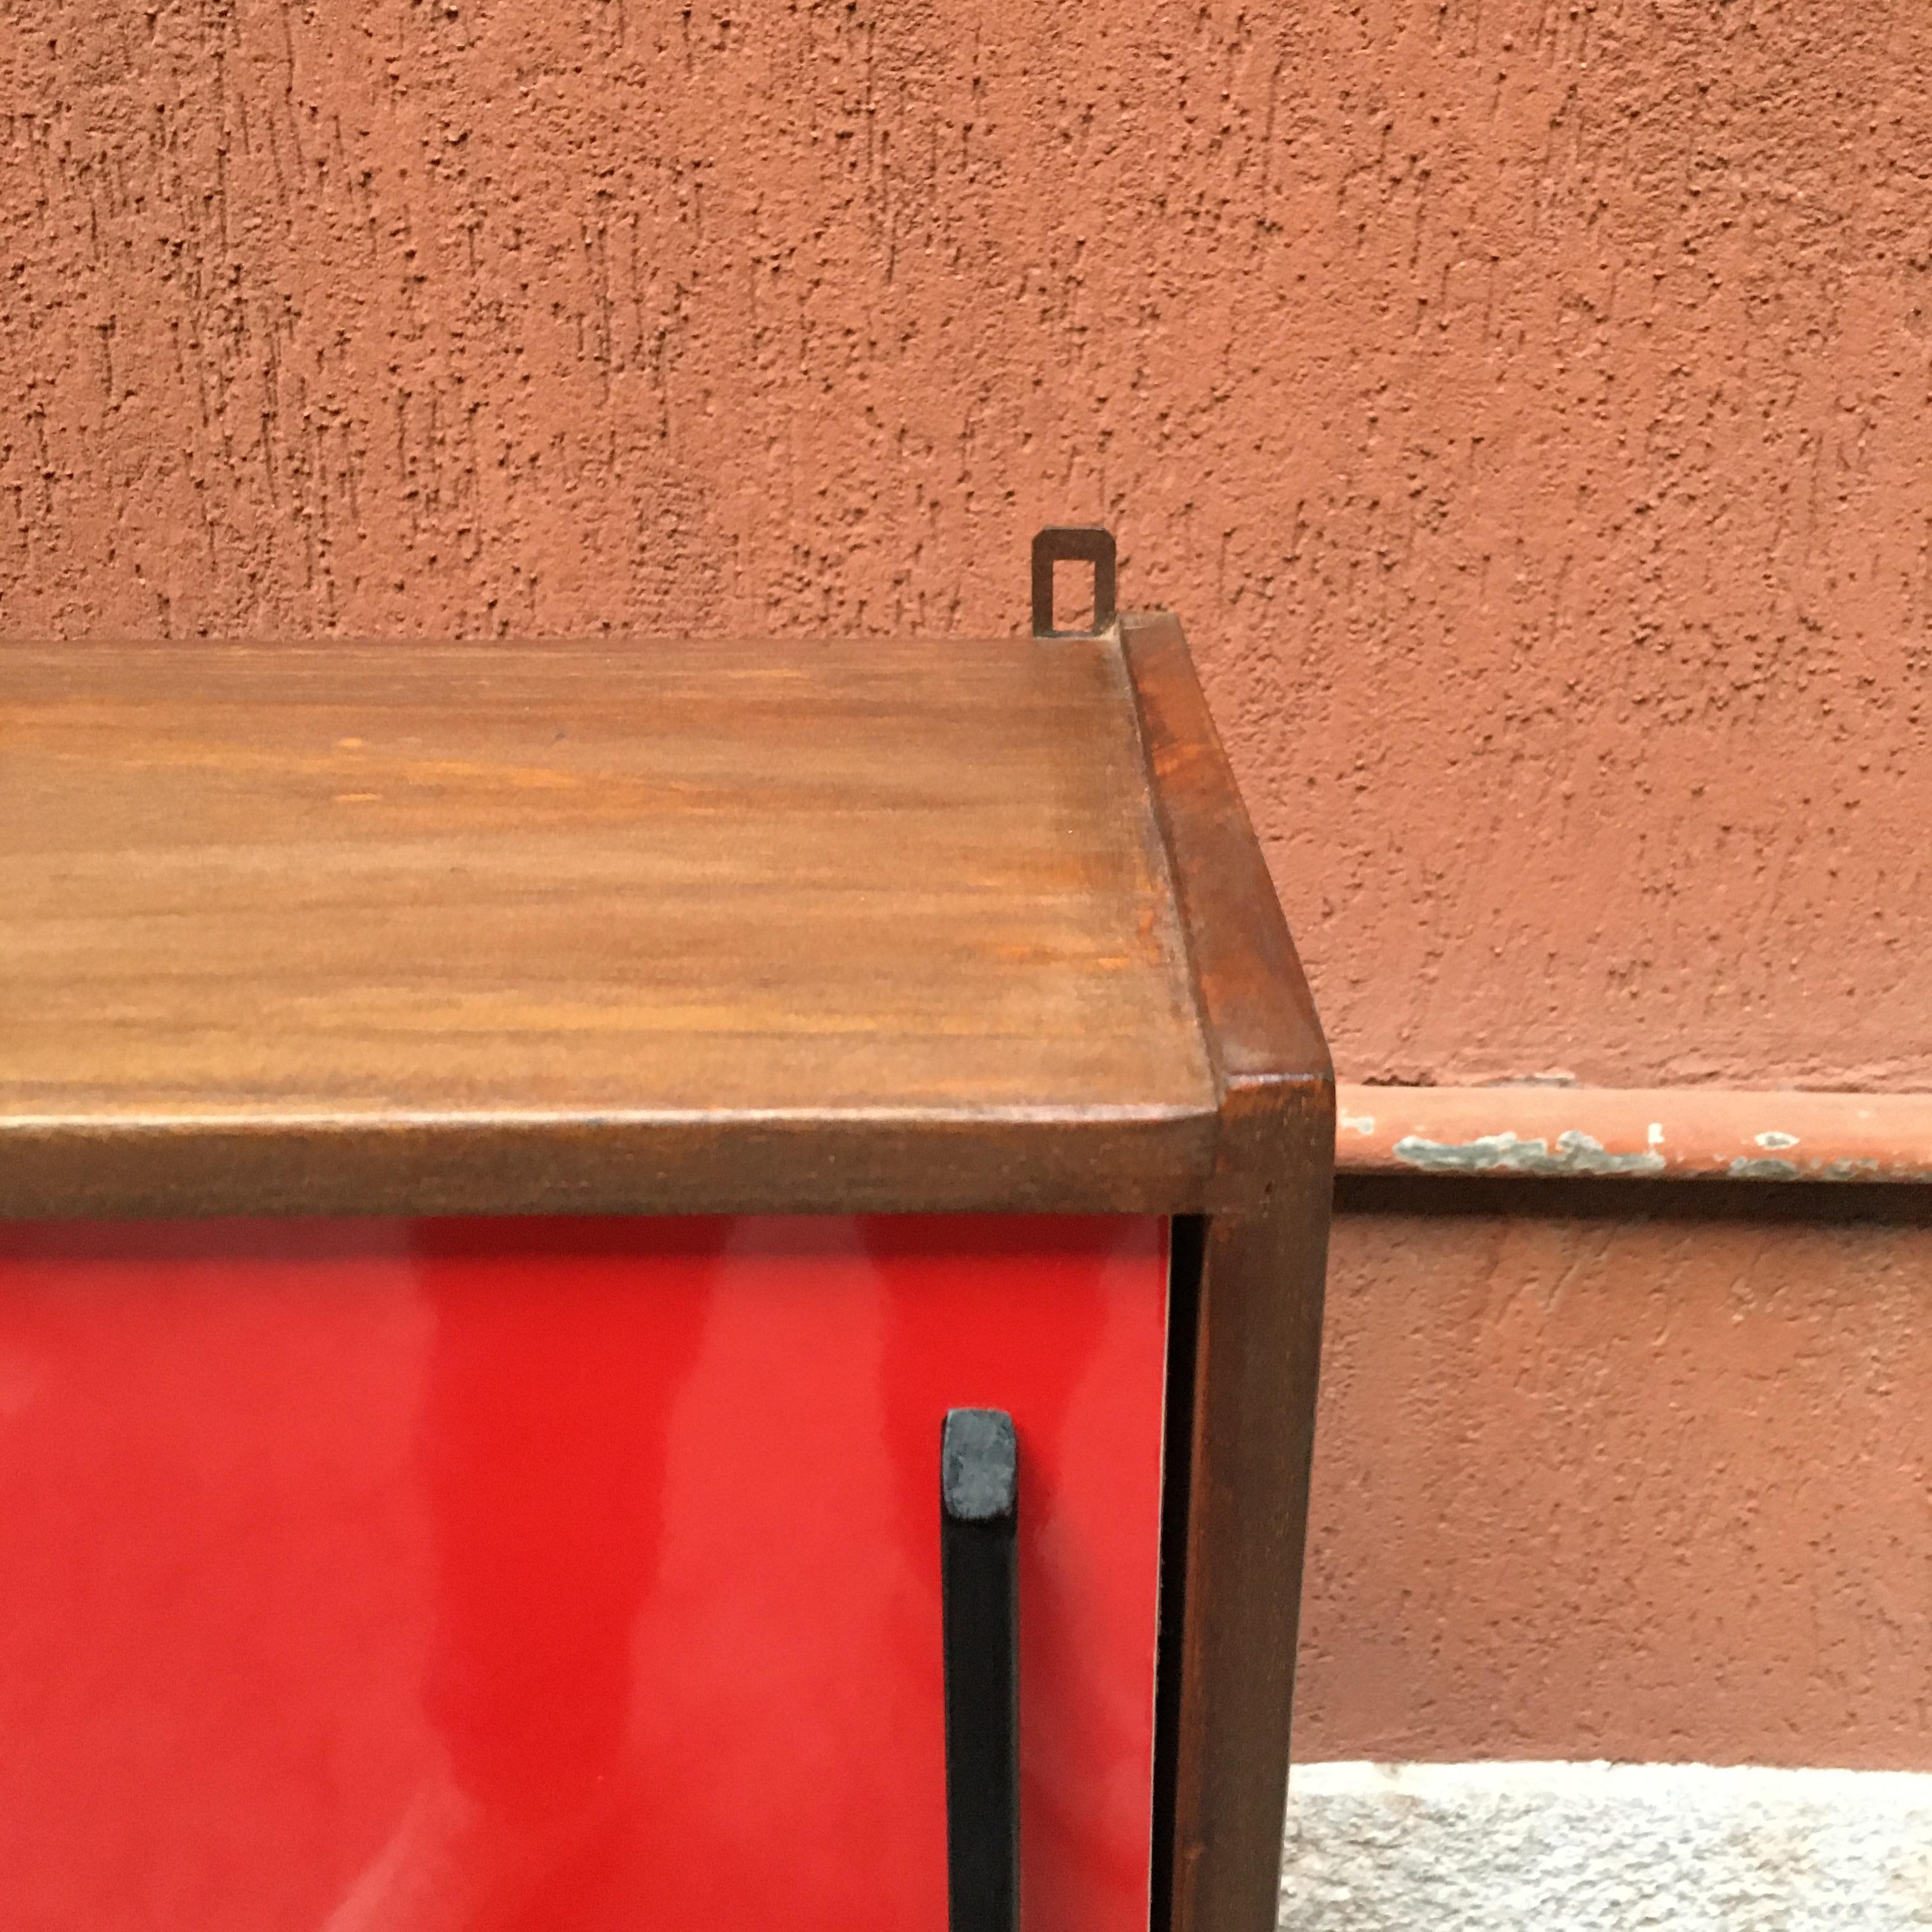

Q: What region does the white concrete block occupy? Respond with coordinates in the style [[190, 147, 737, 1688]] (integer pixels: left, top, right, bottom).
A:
[[1282, 1761, 1932, 1931]]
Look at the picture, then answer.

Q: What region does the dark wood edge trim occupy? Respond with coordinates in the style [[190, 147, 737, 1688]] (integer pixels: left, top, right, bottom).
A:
[[1116, 610, 1332, 1201], [1168, 1096, 1332, 1932], [0, 1110, 1219, 1222], [1118, 611, 1334, 1931]]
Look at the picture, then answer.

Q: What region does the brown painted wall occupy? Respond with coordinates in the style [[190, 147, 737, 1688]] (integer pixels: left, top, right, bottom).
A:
[[6, 0, 1928, 1087], [1297, 1184, 1932, 1770], [6, 0, 1929, 1766]]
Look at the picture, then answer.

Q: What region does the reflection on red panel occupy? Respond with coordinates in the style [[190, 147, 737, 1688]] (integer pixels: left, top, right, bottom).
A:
[[0, 1215, 1168, 1931]]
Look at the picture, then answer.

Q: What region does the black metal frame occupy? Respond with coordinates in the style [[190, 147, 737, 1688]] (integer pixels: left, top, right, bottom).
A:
[[1031, 526, 1119, 639]]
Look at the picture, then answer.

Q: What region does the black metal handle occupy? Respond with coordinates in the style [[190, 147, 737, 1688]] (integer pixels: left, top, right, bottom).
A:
[[940, 1407, 1020, 1932], [1031, 526, 1117, 638]]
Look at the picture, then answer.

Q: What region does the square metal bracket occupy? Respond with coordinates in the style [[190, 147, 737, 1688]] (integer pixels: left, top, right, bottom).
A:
[[1031, 526, 1118, 639]]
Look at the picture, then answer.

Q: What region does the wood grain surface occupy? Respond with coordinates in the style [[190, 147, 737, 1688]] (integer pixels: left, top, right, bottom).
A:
[[1, 633, 1225, 1216]]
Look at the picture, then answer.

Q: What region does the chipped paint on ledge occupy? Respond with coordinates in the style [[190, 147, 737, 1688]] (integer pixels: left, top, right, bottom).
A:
[[1392, 1130, 1668, 1179], [1342, 1086, 1932, 1184]]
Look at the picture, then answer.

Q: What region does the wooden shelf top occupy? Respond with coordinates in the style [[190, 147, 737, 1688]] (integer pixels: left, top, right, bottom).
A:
[[1, 620, 1327, 1218]]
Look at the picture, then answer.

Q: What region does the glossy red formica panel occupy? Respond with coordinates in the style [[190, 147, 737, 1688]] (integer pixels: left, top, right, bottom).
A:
[[0, 1214, 1169, 1931]]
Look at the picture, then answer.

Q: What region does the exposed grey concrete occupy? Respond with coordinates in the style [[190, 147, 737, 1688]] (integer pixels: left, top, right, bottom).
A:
[[1282, 1762, 1932, 1930]]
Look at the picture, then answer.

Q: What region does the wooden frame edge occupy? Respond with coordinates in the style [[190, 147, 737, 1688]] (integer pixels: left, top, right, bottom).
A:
[[0, 1110, 1220, 1223], [1116, 610, 1331, 1127], [1118, 609, 1335, 1932]]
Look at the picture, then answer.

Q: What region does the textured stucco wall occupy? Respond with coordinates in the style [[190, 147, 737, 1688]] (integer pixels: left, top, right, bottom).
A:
[[1296, 1186, 1932, 1770], [4, 0, 1928, 1089]]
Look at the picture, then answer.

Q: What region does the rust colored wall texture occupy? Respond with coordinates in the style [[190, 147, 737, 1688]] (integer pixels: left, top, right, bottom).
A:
[[1296, 1192, 1932, 1770], [4, 0, 1927, 1089]]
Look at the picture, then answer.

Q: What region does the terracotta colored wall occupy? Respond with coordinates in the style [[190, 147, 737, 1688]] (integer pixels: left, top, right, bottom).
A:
[[6, 0, 1928, 1089], [1296, 1184, 1932, 1770], [6, 0, 1929, 1768]]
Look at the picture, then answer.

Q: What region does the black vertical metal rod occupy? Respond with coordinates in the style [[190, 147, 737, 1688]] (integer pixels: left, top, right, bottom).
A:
[[940, 1407, 1020, 1932]]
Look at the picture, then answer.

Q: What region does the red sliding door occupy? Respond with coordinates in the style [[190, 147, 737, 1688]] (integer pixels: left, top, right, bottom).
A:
[[0, 1213, 1169, 1931]]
